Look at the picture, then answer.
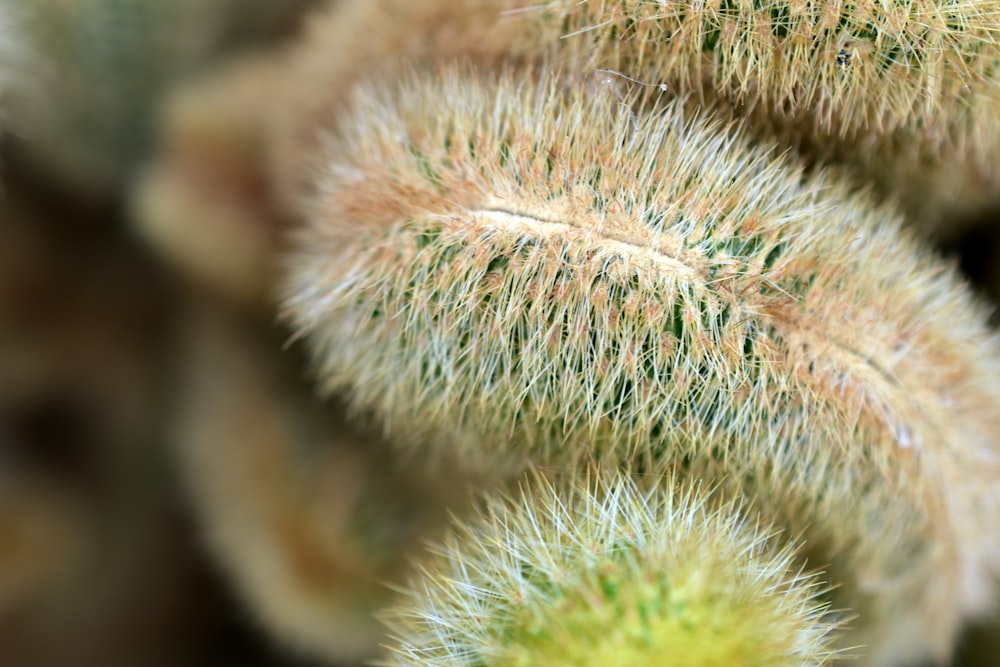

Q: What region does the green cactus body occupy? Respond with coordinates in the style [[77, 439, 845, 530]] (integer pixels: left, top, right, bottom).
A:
[[385, 472, 841, 667], [283, 66, 1000, 664], [173, 307, 494, 664]]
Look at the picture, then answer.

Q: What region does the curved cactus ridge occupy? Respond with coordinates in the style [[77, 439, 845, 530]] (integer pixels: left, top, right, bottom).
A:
[[282, 65, 1000, 664], [384, 471, 843, 667], [172, 306, 497, 664]]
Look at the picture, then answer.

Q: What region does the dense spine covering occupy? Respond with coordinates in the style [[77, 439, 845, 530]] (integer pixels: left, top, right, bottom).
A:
[[272, 0, 1000, 235], [385, 472, 842, 667], [518, 0, 1000, 148], [283, 65, 1000, 664]]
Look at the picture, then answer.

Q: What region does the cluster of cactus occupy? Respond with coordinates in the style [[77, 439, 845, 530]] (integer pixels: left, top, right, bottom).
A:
[[278, 60, 1000, 665], [266, 2, 1000, 664], [5, 1, 1000, 666]]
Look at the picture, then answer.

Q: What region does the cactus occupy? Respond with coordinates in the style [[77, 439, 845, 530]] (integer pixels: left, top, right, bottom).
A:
[[13, 0, 320, 195], [385, 471, 843, 666], [172, 304, 500, 663], [282, 64, 1000, 664], [0, 0, 998, 664], [266, 0, 541, 213], [515, 1, 1000, 147]]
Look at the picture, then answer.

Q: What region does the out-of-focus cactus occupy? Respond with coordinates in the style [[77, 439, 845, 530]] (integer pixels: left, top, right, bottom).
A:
[[517, 1, 1000, 147], [282, 65, 1000, 665], [385, 471, 843, 667], [132, 53, 291, 310], [266, 0, 539, 214], [0, 474, 85, 613], [171, 303, 499, 664], [12, 0, 321, 196], [0, 0, 24, 108]]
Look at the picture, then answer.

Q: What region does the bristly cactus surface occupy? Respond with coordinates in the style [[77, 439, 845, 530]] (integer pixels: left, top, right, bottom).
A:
[[517, 0, 1000, 148], [384, 471, 843, 667], [282, 65, 1000, 665]]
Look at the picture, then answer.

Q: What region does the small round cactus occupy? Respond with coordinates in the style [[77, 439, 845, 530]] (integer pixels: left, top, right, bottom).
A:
[[282, 65, 1000, 664], [385, 471, 843, 667]]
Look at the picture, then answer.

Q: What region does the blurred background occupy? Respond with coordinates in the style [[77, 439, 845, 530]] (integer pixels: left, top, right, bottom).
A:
[[1, 2, 1000, 666]]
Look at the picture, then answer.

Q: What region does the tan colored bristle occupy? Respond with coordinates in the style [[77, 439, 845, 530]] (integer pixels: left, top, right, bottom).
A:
[[508, 1, 1000, 235]]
